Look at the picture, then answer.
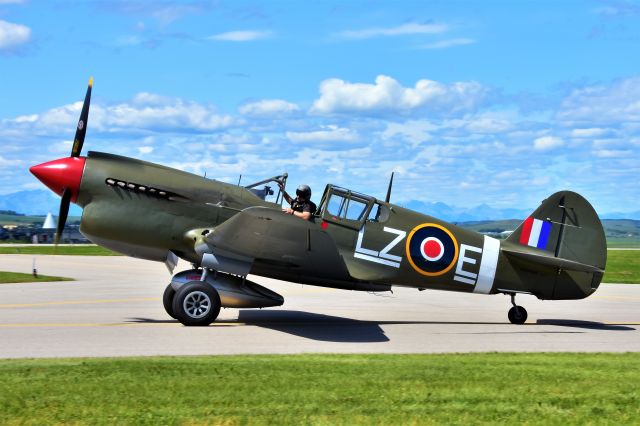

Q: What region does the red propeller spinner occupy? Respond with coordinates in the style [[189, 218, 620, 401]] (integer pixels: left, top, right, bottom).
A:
[[29, 157, 86, 203]]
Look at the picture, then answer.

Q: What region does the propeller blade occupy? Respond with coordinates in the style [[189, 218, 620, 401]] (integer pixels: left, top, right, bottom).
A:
[[55, 188, 72, 245], [71, 77, 93, 157]]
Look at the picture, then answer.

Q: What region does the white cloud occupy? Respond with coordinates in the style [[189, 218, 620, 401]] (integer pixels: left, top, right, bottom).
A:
[[4, 93, 238, 134], [215, 133, 251, 145], [0, 154, 14, 166], [337, 22, 447, 40], [239, 99, 300, 117], [114, 35, 144, 47], [311, 75, 487, 115], [102, 2, 206, 25], [97, 98, 238, 132], [558, 76, 640, 125], [571, 128, 609, 138], [594, 149, 633, 158], [2, 78, 638, 216], [593, 3, 640, 17], [418, 38, 476, 49], [382, 120, 436, 146], [592, 138, 626, 149], [533, 136, 564, 150], [131, 92, 174, 105], [464, 116, 513, 134], [0, 19, 31, 50], [208, 30, 272, 42], [138, 146, 154, 155], [14, 114, 38, 123], [381, 113, 514, 145], [286, 125, 358, 143], [47, 140, 73, 155]]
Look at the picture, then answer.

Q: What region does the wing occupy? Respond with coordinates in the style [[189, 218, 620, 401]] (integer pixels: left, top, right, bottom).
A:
[[194, 207, 353, 284]]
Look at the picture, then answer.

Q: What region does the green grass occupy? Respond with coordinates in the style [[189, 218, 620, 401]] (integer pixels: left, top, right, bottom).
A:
[[603, 250, 640, 283], [0, 354, 638, 425], [0, 271, 73, 284], [0, 245, 120, 256], [607, 238, 640, 248]]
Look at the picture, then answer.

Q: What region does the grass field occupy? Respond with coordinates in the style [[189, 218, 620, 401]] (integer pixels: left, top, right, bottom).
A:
[[603, 250, 640, 283], [0, 245, 119, 256], [606, 238, 640, 248], [0, 353, 638, 425], [0, 271, 73, 284]]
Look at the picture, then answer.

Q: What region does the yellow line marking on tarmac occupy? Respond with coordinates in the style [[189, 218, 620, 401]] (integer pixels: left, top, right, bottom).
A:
[[0, 322, 247, 328], [0, 320, 636, 329], [0, 323, 149, 328], [0, 297, 160, 309]]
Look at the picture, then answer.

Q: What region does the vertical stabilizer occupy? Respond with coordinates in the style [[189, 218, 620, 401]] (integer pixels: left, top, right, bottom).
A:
[[505, 191, 607, 298]]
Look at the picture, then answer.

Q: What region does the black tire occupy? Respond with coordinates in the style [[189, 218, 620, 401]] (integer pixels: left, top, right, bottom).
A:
[[163, 284, 176, 319], [172, 281, 221, 326], [508, 305, 528, 324]]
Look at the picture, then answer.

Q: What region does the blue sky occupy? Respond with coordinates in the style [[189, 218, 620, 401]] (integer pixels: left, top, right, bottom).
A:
[[1, 0, 639, 215]]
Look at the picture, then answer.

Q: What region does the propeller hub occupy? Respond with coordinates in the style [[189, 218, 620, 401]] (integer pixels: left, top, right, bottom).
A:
[[30, 157, 86, 203]]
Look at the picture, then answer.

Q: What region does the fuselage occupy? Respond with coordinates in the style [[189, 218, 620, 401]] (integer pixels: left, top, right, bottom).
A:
[[30, 151, 605, 301]]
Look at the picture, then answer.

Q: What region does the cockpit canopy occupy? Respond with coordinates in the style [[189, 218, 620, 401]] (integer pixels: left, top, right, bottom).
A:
[[318, 185, 391, 229], [244, 175, 391, 229]]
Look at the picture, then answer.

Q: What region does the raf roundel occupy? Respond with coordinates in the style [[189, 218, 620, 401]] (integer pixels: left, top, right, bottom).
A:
[[406, 223, 459, 276]]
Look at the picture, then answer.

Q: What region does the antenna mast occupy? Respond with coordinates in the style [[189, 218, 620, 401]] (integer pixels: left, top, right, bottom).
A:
[[385, 172, 394, 203]]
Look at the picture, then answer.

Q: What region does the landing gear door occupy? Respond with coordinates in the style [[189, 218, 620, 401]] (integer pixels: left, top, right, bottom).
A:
[[319, 185, 374, 230]]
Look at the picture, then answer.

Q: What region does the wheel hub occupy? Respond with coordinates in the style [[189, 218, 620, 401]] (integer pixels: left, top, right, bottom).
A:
[[183, 291, 211, 319]]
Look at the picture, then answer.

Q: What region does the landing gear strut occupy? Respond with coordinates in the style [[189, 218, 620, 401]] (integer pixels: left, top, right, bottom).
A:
[[507, 293, 527, 324]]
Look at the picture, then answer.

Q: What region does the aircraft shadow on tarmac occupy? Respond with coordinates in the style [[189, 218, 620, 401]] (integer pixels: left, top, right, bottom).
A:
[[536, 319, 636, 331], [236, 310, 390, 343], [128, 311, 391, 343], [127, 311, 635, 343]]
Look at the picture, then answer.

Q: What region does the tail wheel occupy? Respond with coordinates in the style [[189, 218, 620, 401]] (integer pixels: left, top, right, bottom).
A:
[[508, 306, 528, 324], [162, 284, 176, 319], [172, 281, 221, 326]]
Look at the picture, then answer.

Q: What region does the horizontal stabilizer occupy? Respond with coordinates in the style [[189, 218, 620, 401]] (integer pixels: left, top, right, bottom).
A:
[[502, 247, 604, 274]]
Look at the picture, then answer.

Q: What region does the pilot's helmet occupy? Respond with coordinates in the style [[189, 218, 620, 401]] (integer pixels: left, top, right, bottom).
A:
[[296, 185, 311, 199]]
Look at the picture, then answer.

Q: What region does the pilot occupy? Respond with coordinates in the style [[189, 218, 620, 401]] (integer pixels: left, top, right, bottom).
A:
[[279, 183, 316, 221]]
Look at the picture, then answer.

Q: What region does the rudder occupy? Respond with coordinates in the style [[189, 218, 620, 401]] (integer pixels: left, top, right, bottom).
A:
[[505, 191, 607, 298]]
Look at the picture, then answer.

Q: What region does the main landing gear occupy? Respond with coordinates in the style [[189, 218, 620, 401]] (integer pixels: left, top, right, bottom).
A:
[[162, 268, 284, 326], [163, 280, 221, 326], [507, 293, 527, 324]]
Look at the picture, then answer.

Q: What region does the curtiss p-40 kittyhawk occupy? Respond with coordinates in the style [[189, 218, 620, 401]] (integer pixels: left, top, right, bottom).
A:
[[30, 80, 607, 326]]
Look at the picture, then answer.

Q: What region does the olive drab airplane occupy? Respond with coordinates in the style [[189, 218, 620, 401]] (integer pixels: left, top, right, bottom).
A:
[[30, 80, 607, 326]]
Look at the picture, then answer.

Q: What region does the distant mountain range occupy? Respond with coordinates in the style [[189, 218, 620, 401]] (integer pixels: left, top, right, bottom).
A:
[[401, 200, 532, 223], [0, 189, 638, 221], [0, 190, 82, 216], [400, 200, 640, 222]]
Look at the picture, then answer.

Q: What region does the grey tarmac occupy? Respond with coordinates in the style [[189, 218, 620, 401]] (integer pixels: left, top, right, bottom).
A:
[[0, 254, 638, 358]]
